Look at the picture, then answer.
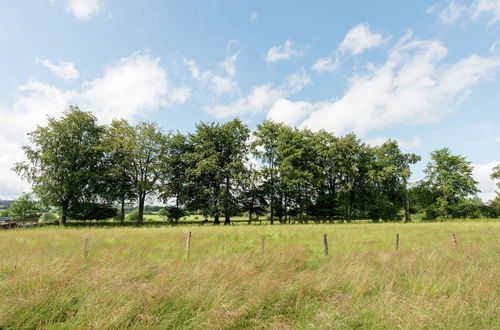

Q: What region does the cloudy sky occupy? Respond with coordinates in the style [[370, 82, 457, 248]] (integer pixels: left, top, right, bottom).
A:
[[0, 0, 499, 200]]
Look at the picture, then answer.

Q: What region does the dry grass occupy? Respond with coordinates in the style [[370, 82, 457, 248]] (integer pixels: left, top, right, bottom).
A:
[[0, 221, 499, 329]]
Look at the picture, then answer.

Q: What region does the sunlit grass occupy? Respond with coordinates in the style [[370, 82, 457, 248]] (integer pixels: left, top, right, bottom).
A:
[[0, 221, 499, 329]]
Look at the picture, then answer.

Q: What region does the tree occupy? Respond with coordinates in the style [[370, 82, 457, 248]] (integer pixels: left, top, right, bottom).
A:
[[99, 120, 137, 224], [370, 140, 421, 222], [9, 193, 39, 224], [188, 119, 250, 225], [14, 106, 104, 225], [253, 121, 287, 224], [335, 134, 371, 222], [158, 132, 191, 221], [67, 202, 117, 223], [102, 121, 168, 225], [424, 148, 479, 220], [491, 164, 500, 190]]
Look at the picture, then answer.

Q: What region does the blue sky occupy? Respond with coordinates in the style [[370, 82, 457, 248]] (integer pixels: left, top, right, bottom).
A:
[[0, 0, 499, 200]]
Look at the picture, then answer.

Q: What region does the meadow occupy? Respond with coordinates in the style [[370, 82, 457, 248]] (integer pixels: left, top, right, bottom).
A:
[[0, 221, 499, 329]]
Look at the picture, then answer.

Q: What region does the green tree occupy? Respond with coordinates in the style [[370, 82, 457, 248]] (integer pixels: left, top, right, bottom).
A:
[[188, 119, 250, 225], [253, 120, 287, 224], [104, 121, 168, 225], [491, 164, 500, 190], [424, 148, 479, 220], [370, 140, 421, 222], [9, 193, 39, 224], [158, 132, 192, 221], [99, 119, 138, 224], [14, 106, 104, 225]]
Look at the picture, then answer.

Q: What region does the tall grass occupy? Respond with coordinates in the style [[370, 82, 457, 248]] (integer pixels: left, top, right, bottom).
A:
[[0, 221, 499, 329]]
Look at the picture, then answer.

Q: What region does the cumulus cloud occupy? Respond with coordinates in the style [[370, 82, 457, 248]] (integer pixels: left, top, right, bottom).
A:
[[48, 0, 105, 20], [473, 161, 500, 201], [267, 99, 313, 126], [79, 54, 188, 122], [300, 34, 500, 135], [184, 52, 240, 95], [430, 0, 500, 25], [366, 137, 423, 150], [205, 69, 311, 118], [36, 59, 79, 80], [0, 53, 188, 198], [265, 40, 305, 63], [66, 0, 104, 20], [313, 24, 383, 73]]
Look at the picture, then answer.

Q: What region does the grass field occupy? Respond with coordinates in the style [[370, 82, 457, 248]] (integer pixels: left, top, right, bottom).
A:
[[0, 221, 499, 329]]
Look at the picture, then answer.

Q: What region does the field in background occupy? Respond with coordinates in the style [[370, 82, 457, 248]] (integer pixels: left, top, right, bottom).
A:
[[0, 221, 499, 329]]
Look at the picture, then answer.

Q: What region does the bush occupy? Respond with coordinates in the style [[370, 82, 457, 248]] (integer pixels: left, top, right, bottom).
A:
[[127, 210, 139, 221], [39, 212, 59, 224]]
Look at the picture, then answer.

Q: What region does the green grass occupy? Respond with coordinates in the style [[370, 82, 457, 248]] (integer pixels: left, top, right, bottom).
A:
[[0, 221, 499, 329]]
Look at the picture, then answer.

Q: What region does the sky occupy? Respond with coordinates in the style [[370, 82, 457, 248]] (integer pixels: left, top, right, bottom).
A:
[[0, 0, 499, 201]]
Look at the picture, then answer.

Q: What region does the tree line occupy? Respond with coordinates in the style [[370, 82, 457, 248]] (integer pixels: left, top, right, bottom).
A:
[[13, 106, 500, 226]]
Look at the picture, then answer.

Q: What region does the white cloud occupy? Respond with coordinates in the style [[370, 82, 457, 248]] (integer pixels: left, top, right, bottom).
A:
[[250, 12, 258, 22], [285, 68, 311, 93], [438, 1, 467, 24], [184, 52, 240, 95], [206, 84, 284, 118], [36, 59, 79, 80], [267, 99, 313, 126], [66, 0, 104, 20], [495, 136, 500, 143], [431, 0, 500, 25], [300, 35, 500, 135], [80, 54, 188, 122], [473, 161, 500, 201], [366, 137, 423, 150], [340, 23, 383, 55], [265, 40, 304, 63], [48, 0, 104, 20], [0, 53, 188, 198], [472, 0, 500, 23], [313, 23, 383, 73], [205, 69, 311, 118]]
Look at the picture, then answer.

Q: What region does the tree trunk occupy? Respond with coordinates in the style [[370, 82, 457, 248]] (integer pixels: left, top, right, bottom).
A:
[[120, 196, 125, 225], [403, 197, 412, 223], [270, 165, 274, 225], [214, 214, 220, 225], [138, 192, 145, 225], [224, 214, 230, 225], [60, 200, 68, 226]]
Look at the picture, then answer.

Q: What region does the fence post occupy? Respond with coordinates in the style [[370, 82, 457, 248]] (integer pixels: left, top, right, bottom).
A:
[[395, 233, 400, 251], [261, 235, 264, 254], [83, 237, 90, 258], [186, 231, 192, 258], [452, 233, 457, 247], [323, 234, 329, 256]]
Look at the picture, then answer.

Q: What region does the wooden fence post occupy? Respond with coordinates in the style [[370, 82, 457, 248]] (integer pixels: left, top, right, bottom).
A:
[[83, 237, 90, 258], [452, 233, 457, 247], [395, 233, 399, 251], [186, 231, 192, 258], [323, 234, 329, 256]]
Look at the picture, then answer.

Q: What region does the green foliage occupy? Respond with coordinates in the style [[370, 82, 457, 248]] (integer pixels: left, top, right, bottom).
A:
[[127, 210, 139, 221], [8, 193, 39, 223], [39, 212, 59, 224], [491, 164, 500, 190], [14, 106, 105, 225], [161, 206, 186, 222], [67, 202, 117, 221], [424, 148, 479, 220], [187, 119, 250, 225]]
